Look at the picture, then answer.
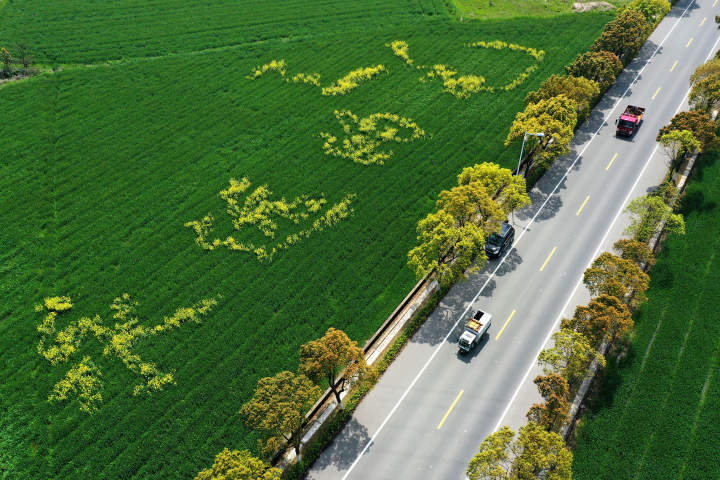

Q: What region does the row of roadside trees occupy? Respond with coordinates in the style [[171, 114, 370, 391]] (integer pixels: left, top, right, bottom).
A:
[[464, 2, 689, 478], [466, 19, 720, 480], [506, 0, 671, 178], [195, 327, 367, 479]]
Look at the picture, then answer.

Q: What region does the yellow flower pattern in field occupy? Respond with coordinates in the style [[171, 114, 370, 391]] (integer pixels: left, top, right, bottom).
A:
[[36, 294, 217, 413], [387, 40, 414, 65], [185, 178, 356, 261], [321, 65, 387, 96], [246, 59, 288, 79], [320, 110, 426, 165], [382, 39, 545, 99]]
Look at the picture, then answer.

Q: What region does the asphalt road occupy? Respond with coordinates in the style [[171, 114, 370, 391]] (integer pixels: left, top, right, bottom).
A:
[[307, 2, 720, 479]]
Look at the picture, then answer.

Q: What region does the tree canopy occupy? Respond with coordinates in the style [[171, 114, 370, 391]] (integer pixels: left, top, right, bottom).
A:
[[562, 294, 633, 346], [657, 110, 719, 151], [624, 194, 686, 243], [689, 58, 720, 111], [408, 163, 528, 287], [538, 328, 605, 385], [659, 129, 701, 167], [526, 373, 570, 432], [583, 252, 650, 307], [299, 327, 366, 410], [239, 371, 321, 460], [457, 162, 531, 215], [566, 50, 623, 91], [467, 423, 572, 480], [506, 95, 578, 170], [591, 9, 650, 63], [613, 238, 655, 266], [622, 0, 670, 24], [195, 448, 282, 480], [408, 209, 486, 286], [526, 74, 600, 123]]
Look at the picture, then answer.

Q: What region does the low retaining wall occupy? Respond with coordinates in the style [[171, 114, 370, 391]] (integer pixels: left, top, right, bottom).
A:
[[277, 273, 439, 465]]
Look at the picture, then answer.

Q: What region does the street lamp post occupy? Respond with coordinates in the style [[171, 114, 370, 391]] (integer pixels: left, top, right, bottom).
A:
[[516, 131, 545, 177]]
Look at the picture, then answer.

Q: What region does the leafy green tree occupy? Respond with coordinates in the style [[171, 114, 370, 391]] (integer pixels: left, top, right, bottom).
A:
[[690, 76, 720, 112], [239, 371, 321, 461], [583, 252, 650, 307], [407, 210, 486, 287], [562, 294, 633, 347], [195, 448, 282, 480], [299, 327, 365, 410], [657, 110, 720, 151], [623, 0, 670, 24], [514, 422, 573, 480], [526, 374, 570, 432], [526, 75, 600, 122], [538, 328, 605, 385], [466, 426, 515, 480], [624, 195, 685, 243], [613, 238, 655, 266], [659, 130, 701, 167], [566, 50, 623, 91], [592, 9, 650, 63], [457, 162, 531, 217], [437, 182, 504, 229], [689, 58, 720, 111], [466, 423, 572, 480], [0, 47, 11, 76], [506, 95, 578, 170]]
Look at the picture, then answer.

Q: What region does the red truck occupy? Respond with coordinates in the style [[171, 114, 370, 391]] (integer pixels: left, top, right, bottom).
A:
[[616, 105, 645, 137]]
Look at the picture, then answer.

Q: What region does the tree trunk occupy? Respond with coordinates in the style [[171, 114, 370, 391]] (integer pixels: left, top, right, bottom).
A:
[[332, 388, 344, 410], [294, 440, 301, 463]]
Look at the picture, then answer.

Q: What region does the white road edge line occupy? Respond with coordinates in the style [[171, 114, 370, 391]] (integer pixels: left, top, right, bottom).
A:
[[341, 3, 699, 478], [492, 12, 720, 435]]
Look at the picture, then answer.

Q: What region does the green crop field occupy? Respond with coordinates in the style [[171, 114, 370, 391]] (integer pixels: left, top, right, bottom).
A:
[[0, 2, 611, 479], [572, 152, 720, 480]]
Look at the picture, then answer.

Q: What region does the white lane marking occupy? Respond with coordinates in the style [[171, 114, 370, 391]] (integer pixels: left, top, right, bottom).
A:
[[492, 24, 720, 435], [341, 3, 701, 478]]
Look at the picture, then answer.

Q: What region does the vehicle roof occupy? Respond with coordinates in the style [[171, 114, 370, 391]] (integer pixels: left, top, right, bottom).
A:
[[620, 114, 638, 121], [500, 222, 514, 236]]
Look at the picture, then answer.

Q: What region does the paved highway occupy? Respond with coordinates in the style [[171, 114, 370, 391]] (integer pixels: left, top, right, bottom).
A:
[[307, 1, 720, 478]]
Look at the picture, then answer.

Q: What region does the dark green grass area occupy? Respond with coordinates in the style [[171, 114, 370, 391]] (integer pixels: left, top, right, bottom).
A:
[[0, 10, 610, 480], [572, 151, 720, 480], [0, 0, 449, 64]]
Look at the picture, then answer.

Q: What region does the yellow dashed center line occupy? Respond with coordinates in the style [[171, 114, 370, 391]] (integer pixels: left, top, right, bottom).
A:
[[700, 17, 707, 26], [670, 60, 678, 72], [495, 309, 516, 341], [540, 246, 557, 272], [606, 153, 618, 170], [576, 196, 590, 216], [652, 87, 661, 100], [437, 390, 464, 429], [686, 37, 694, 48]]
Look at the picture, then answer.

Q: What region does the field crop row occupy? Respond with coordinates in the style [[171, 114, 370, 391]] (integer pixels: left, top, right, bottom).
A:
[[0, 12, 611, 480], [572, 152, 720, 480]]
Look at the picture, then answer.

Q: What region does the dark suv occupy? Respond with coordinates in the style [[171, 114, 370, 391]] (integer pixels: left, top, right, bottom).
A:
[[484, 222, 515, 258]]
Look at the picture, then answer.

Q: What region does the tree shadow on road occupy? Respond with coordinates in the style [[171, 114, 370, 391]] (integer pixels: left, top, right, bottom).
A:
[[305, 418, 372, 477], [409, 249, 523, 346]]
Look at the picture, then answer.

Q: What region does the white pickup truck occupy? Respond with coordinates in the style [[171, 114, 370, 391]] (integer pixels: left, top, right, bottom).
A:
[[458, 309, 492, 353]]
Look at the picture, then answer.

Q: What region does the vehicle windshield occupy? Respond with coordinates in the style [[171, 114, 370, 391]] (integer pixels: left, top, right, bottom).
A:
[[619, 119, 635, 129], [487, 233, 503, 246]]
